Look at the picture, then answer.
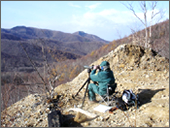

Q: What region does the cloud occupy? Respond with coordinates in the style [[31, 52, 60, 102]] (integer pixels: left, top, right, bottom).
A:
[[65, 9, 137, 41], [58, 6, 169, 41], [68, 3, 81, 8], [70, 9, 136, 28], [85, 3, 101, 10]]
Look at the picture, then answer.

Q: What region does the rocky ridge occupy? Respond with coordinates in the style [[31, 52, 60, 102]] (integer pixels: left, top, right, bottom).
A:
[[1, 44, 169, 127]]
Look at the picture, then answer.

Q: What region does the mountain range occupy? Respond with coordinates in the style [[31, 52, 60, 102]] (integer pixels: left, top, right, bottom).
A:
[[1, 26, 109, 72]]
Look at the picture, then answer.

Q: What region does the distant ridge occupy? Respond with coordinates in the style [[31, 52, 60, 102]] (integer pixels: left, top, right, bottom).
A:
[[1, 26, 108, 72], [73, 31, 110, 43]]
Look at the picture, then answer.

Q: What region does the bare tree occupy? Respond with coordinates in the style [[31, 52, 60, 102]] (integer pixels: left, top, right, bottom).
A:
[[19, 40, 60, 100], [122, 1, 165, 48]]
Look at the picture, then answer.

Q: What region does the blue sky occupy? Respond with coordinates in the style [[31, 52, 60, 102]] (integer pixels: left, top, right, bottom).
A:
[[1, 1, 169, 41]]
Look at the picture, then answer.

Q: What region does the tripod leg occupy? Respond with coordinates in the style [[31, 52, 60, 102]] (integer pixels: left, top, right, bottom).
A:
[[81, 80, 90, 108], [74, 77, 90, 98]]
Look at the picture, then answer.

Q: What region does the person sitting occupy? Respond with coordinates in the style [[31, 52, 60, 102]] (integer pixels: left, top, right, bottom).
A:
[[88, 61, 116, 102]]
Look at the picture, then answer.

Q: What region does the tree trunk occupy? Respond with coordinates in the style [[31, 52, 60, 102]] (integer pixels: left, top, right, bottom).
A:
[[145, 27, 148, 48]]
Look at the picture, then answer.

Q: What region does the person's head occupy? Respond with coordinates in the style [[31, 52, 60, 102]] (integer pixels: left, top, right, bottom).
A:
[[100, 61, 110, 71]]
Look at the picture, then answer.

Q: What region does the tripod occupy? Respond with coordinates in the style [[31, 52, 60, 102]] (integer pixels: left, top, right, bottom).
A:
[[73, 68, 92, 108]]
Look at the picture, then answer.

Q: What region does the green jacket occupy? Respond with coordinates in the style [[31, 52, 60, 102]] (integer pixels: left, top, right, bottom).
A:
[[90, 69, 115, 95]]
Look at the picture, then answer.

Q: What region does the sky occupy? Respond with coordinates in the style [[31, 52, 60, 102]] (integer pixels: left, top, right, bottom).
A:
[[1, 1, 169, 41]]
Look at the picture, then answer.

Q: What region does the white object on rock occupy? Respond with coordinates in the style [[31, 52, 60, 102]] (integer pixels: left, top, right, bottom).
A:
[[93, 104, 112, 113], [66, 108, 98, 118]]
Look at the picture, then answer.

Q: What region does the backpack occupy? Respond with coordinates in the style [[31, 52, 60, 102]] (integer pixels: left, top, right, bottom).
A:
[[122, 90, 140, 107]]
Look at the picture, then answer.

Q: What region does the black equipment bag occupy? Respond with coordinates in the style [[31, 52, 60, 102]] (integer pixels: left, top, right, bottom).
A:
[[48, 110, 62, 127]]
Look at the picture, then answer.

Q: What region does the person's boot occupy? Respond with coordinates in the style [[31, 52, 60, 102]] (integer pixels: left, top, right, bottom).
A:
[[89, 99, 98, 103]]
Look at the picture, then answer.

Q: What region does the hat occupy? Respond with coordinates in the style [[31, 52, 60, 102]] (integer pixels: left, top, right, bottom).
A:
[[100, 61, 110, 70], [100, 61, 110, 66]]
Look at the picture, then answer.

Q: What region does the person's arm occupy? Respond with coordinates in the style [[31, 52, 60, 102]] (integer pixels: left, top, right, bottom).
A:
[[90, 69, 102, 82]]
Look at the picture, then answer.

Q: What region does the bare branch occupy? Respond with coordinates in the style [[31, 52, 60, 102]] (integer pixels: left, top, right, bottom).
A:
[[122, 2, 146, 26], [19, 42, 50, 93], [139, 1, 146, 12], [150, 1, 159, 19], [54, 75, 61, 82]]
